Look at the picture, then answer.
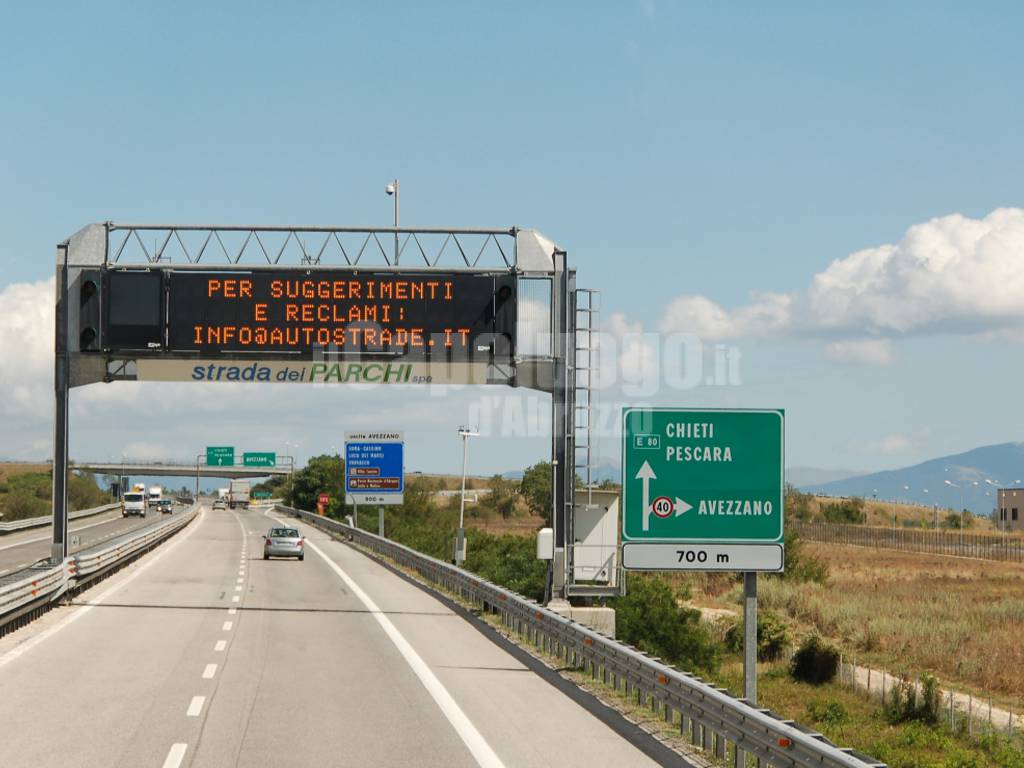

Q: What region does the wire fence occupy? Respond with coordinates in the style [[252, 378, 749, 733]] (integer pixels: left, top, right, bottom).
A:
[[793, 521, 1024, 562], [838, 656, 1019, 738]]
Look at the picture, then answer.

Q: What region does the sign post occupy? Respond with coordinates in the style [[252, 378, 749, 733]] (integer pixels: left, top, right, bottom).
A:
[[206, 446, 234, 467], [345, 432, 404, 506], [621, 407, 785, 709]]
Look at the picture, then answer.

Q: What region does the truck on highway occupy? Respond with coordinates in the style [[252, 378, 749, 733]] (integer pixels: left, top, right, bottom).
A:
[[218, 488, 229, 500], [148, 486, 162, 507], [122, 490, 147, 518], [228, 479, 250, 509]]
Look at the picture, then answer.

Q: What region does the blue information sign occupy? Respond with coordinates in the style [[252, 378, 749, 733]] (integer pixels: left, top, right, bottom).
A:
[[345, 431, 404, 505]]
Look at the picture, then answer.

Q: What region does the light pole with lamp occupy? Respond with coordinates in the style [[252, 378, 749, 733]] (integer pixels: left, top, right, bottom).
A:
[[386, 179, 400, 263], [283, 441, 299, 505], [456, 426, 479, 566]]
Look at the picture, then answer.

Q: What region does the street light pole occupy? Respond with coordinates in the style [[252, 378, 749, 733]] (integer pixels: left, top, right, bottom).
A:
[[386, 179, 400, 263], [456, 427, 479, 566]]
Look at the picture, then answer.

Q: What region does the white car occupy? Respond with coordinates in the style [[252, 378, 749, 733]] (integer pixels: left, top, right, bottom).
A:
[[212, 499, 227, 510]]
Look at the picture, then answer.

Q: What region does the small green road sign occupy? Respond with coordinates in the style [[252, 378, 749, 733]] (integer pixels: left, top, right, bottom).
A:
[[206, 446, 234, 466], [621, 408, 784, 565], [252, 491, 271, 499], [243, 452, 276, 468]]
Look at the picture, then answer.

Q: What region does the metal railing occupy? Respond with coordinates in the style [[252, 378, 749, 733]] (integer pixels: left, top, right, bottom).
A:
[[0, 505, 199, 637], [794, 520, 1024, 562], [276, 505, 886, 768], [0, 503, 120, 534]]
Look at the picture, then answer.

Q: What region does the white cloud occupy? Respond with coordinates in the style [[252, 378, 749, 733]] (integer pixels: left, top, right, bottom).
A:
[[823, 339, 895, 366], [656, 207, 1024, 350], [0, 277, 54, 422], [659, 292, 792, 339]]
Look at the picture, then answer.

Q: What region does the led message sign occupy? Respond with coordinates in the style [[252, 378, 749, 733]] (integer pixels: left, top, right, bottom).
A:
[[103, 269, 516, 362]]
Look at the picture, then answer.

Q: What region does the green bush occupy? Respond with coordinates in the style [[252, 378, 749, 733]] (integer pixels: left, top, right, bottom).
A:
[[790, 634, 839, 684], [806, 699, 849, 728], [724, 611, 790, 662], [611, 575, 719, 674], [778, 528, 829, 583], [820, 497, 865, 524], [885, 673, 941, 725]]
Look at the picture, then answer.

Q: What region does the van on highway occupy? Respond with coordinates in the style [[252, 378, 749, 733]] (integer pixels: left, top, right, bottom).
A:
[[122, 491, 147, 518]]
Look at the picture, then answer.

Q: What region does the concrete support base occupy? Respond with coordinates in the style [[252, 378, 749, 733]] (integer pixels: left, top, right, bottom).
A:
[[547, 599, 616, 639]]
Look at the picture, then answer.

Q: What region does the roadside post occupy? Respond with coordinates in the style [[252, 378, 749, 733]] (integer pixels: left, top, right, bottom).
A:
[[621, 407, 785, 709], [379, 506, 384, 537]]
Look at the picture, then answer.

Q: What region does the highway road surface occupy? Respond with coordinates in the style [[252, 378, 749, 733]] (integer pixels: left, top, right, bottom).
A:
[[0, 504, 674, 768], [0, 505, 183, 576]]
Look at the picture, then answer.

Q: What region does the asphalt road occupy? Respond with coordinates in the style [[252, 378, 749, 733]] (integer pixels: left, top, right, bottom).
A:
[[0, 504, 663, 767], [0, 505, 184, 575]]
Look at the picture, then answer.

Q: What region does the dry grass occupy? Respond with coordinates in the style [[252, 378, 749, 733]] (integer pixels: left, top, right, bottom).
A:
[[734, 544, 1024, 701], [813, 494, 1003, 531], [0, 463, 49, 482]]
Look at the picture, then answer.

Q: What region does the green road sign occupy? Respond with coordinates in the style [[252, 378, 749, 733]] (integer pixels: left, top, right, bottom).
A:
[[622, 408, 784, 544], [253, 491, 272, 499], [243, 452, 276, 468], [206, 446, 234, 466]]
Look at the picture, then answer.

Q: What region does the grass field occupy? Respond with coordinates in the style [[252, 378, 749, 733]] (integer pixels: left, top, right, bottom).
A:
[[690, 542, 1024, 705]]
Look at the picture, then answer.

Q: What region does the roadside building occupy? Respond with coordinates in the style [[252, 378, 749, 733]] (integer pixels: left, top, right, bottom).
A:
[[997, 488, 1024, 531]]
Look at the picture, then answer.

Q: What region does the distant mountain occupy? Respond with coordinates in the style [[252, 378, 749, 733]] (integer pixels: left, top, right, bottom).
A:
[[503, 461, 621, 484], [786, 466, 865, 488], [802, 442, 1024, 515]]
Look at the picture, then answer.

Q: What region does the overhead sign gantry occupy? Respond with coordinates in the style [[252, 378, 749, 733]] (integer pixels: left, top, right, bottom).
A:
[[52, 222, 600, 601]]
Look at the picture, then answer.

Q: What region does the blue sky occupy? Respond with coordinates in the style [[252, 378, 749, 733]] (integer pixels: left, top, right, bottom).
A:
[[2, 2, 1023, 475]]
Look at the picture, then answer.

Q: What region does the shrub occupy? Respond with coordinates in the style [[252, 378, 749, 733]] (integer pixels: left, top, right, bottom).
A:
[[806, 699, 849, 728], [790, 634, 839, 684], [611, 575, 719, 674], [724, 611, 790, 662], [820, 497, 865, 524], [778, 528, 828, 583], [885, 673, 941, 725]]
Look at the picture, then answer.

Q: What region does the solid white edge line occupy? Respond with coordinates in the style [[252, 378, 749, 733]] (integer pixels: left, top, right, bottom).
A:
[[0, 509, 206, 671], [162, 742, 187, 768], [302, 534, 506, 768], [202, 663, 217, 679], [186, 695, 205, 717]]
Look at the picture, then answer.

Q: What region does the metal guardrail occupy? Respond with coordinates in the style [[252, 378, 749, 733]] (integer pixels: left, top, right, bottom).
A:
[[0, 503, 120, 534], [0, 505, 199, 637], [276, 505, 886, 768]]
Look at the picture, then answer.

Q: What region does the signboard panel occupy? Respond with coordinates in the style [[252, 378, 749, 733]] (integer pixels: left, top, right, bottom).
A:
[[206, 446, 234, 466], [243, 452, 276, 467], [141, 270, 516, 362], [134, 359, 499, 385], [621, 407, 784, 571], [622, 543, 784, 572], [345, 431, 404, 505]]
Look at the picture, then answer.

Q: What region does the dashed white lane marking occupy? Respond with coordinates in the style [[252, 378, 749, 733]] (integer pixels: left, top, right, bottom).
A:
[[222, 621, 233, 631], [202, 663, 217, 679], [215, 640, 227, 652], [186, 696, 205, 717], [231, 595, 240, 603], [0, 509, 206, 671], [162, 743, 187, 768], [296, 530, 506, 768], [236, 577, 243, 584], [228, 607, 237, 615], [0, 511, 129, 552], [234, 585, 242, 591]]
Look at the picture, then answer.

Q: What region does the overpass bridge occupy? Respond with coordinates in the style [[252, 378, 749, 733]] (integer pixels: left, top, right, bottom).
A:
[[73, 460, 292, 479]]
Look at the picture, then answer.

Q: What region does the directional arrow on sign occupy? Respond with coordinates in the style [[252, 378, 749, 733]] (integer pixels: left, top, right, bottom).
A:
[[674, 497, 692, 516], [636, 461, 656, 531]]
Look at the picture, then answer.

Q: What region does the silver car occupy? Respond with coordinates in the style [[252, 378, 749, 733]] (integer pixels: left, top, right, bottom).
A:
[[263, 527, 304, 560]]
